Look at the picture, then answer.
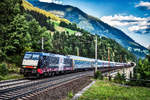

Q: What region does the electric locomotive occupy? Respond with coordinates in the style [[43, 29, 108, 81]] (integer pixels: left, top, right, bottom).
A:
[[20, 52, 73, 77]]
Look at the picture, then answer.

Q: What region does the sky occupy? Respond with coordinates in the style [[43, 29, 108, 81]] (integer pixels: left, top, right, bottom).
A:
[[39, 0, 150, 48]]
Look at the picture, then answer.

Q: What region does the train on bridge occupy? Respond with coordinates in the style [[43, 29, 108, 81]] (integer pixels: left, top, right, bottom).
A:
[[20, 52, 133, 78]]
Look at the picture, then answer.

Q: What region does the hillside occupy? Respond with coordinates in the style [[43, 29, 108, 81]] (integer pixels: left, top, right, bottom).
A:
[[22, 0, 79, 34], [22, 0, 70, 23], [26, 0, 149, 58]]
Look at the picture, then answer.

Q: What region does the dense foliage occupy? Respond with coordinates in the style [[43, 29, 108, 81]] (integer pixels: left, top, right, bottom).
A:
[[94, 71, 103, 80], [51, 31, 136, 62], [0, 0, 48, 65], [59, 21, 136, 61], [59, 21, 86, 33], [26, 10, 55, 31], [136, 57, 150, 80], [114, 72, 126, 84], [0, 63, 8, 76], [0, 0, 136, 68], [129, 53, 150, 87]]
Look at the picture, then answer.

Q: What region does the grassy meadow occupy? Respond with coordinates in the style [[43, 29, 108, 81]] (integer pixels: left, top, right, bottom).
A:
[[79, 80, 150, 100]]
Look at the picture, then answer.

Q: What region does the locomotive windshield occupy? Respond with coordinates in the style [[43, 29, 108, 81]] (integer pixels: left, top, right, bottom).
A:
[[24, 54, 32, 59], [22, 53, 40, 67], [24, 53, 39, 60]]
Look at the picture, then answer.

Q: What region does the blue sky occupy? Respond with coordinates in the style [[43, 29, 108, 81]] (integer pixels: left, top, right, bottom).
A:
[[61, 0, 150, 18], [39, 0, 150, 48]]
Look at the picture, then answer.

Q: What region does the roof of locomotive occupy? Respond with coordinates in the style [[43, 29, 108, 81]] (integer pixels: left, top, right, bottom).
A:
[[25, 52, 70, 58]]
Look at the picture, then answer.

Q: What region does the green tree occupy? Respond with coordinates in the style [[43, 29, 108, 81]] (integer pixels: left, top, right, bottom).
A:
[[41, 30, 53, 51], [0, 63, 8, 76], [0, 0, 22, 62]]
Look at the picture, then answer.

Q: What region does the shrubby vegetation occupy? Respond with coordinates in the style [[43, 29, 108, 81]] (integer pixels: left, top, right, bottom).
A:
[[0, 63, 8, 80], [114, 72, 126, 84], [127, 53, 150, 87], [108, 52, 150, 87], [67, 91, 74, 100], [0, 63, 8, 76], [94, 71, 103, 80], [135, 54, 150, 80]]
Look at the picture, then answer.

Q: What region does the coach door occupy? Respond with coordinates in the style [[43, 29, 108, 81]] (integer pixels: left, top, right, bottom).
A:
[[59, 57, 64, 71]]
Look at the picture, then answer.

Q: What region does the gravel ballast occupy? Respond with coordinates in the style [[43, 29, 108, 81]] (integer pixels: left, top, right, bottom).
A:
[[22, 76, 92, 100]]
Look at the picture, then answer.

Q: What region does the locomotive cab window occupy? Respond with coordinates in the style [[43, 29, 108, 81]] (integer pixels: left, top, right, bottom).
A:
[[24, 54, 32, 59], [32, 54, 39, 60], [24, 53, 39, 60]]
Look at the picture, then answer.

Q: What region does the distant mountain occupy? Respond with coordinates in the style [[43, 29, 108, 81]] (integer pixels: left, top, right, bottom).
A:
[[27, 0, 149, 58]]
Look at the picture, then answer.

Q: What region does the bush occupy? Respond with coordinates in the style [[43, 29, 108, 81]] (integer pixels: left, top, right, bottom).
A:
[[114, 73, 121, 83], [0, 63, 8, 76], [127, 79, 150, 87], [8, 64, 20, 73], [67, 91, 73, 100], [94, 71, 103, 80], [0, 75, 4, 80], [114, 72, 126, 84], [7, 55, 22, 66]]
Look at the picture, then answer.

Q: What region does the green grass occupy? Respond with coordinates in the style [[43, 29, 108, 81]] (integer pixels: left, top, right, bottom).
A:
[[0, 74, 24, 81], [79, 80, 150, 100], [53, 21, 76, 35], [53, 21, 60, 27], [65, 28, 77, 35]]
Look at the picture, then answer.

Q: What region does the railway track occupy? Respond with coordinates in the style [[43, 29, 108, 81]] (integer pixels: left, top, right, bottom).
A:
[[0, 71, 93, 100], [0, 79, 30, 89], [0, 79, 27, 86]]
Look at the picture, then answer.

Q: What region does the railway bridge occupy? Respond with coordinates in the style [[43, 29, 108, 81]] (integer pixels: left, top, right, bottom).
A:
[[102, 65, 135, 79]]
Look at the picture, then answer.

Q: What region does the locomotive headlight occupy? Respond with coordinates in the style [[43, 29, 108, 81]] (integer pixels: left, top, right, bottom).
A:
[[33, 66, 36, 69]]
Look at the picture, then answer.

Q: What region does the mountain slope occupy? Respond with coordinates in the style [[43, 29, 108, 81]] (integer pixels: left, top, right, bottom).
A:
[[22, 0, 70, 23], [27, 0, 149, 58]]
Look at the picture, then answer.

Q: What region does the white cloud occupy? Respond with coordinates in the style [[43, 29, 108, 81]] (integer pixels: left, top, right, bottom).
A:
[[128, 25, 148, 31], [39, 0, 62, 4], [100, 14, 150, 32], [100, 14, 150, 48], [135, 1, 150, 10]]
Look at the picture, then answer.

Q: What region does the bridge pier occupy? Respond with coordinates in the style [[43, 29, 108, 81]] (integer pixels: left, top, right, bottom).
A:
[[104, 66, 135, 79]]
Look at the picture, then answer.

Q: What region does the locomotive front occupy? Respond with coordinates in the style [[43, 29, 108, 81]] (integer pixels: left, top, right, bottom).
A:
[[20, 52, 40, 77]]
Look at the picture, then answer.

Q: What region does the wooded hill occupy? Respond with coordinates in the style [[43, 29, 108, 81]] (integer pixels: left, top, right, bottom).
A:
[[0, 0, 136, 66], [22, 0, 70, 23]]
